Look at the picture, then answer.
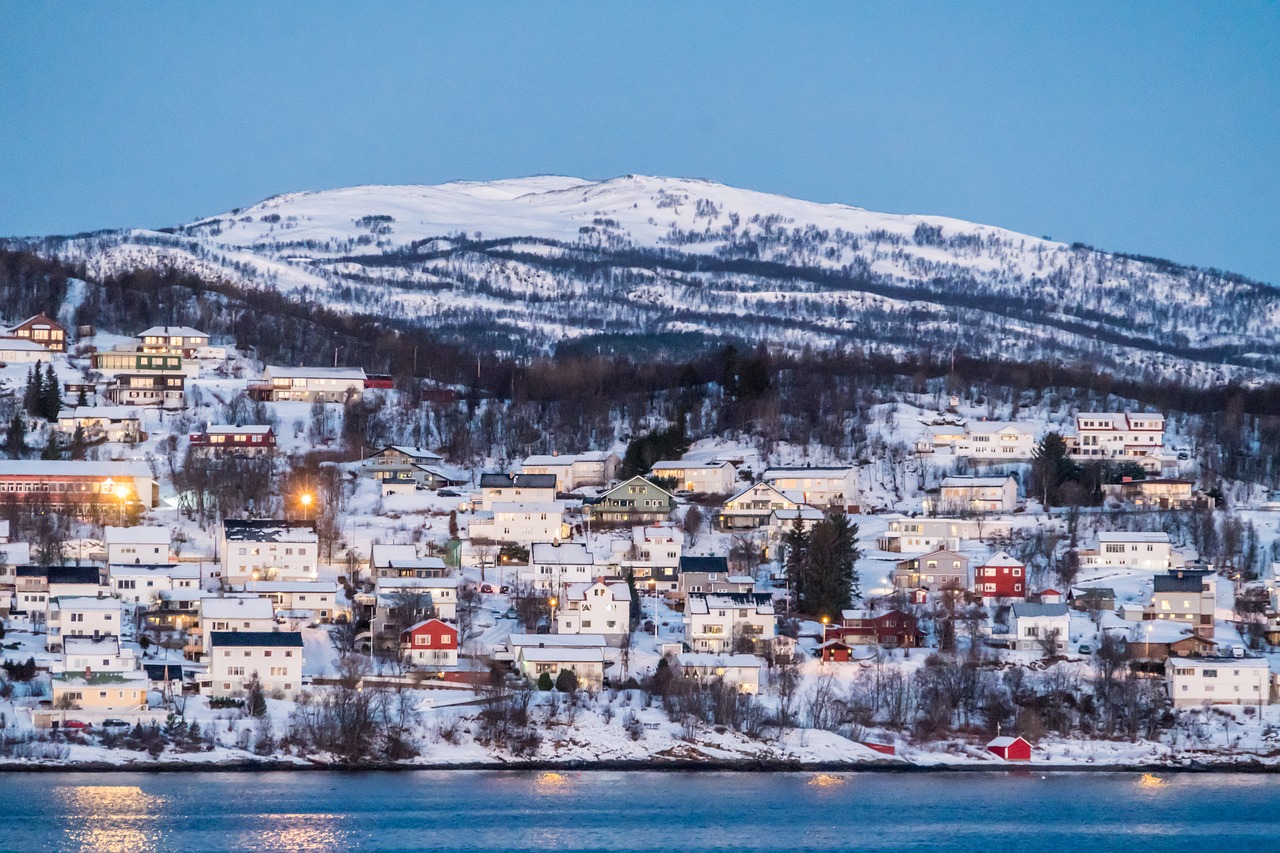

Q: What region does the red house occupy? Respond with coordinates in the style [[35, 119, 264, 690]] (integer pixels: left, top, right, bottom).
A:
[[987, 735, 1032, 761], [834, 609, 921, 648], [399, 618, 458, 668], [817, 639, 855, 662], [974, 551, 1026, 601]]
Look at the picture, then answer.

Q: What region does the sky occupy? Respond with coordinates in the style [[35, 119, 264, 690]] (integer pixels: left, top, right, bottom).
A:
[[2, 3, 1278, 283]]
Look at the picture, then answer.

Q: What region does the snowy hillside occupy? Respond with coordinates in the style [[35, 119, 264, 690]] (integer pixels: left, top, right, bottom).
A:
[[24, 175, 1280, 381]]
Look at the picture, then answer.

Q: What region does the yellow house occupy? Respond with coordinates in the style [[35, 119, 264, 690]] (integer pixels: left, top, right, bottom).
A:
[[52, 673, 148, 712]]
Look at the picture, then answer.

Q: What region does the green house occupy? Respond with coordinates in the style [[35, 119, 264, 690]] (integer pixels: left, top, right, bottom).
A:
[[591, 476, 676, 524]]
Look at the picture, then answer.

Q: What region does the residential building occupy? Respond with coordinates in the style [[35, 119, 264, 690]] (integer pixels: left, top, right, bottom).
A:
[[467, 502, 569, 546], [1079, 532, 1174, 571], [0, 337, 56, 363], [220, 519, 319, 584], [189, 425, 277, 457], [516, 646, 605, 690], [525, 541, 596, 592], [760, 466, 858, 509], [684, 592, 776, 654], [974, 552, 1027, 601], [650, 460, 738, 495], [1103, 478, 1207, 510], [590, 476, 676, 525], [250, 366, 367, 403], [623, 525, 682, 592], [208, 631, 304, 700], [57, 407, 143, 443], [104, 525, 171, 565], [0, 460, 157, 508], [400, 618, 459, 668], [519, 451, 620, 490], [363, 446, 445, 483], [369, 543, 419, 576], [109, 563, 198, 604], [554, 581, 631, 645], [198, 596, 276, 653], [91, 350, 187, 377], [835, 609, 921, 648], [892, 548, 969, 594], [375, 557, 448, 580], [137, 325, 210, 356], [1072, 412, 1165, 459], [105, 372, 186, 408], [954, 422, 1036, 460], [59, 635, 137, 675], [1167, 656, 1270, 708], [251, 581, 339, 622], [931, 476, 1019, 514], [472, 473, 558, 511], [717, 482, 802, 530], [47, 596, 121, 652], [1006, 602, 1070, 652], [1150, 568, 1216, 638], [675, 653, 763, 694], [677, 556, 753, 600], [5, 312, 66, 351]]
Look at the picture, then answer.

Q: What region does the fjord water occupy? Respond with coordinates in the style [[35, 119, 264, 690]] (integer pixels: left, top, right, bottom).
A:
[[0, 770, 1275, 852]]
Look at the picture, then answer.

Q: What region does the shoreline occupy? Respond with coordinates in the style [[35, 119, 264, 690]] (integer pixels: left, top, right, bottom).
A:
[[0, 757, 1276, 774]]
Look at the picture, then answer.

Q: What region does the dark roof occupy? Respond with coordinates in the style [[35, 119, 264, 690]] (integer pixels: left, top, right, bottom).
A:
[[143, 663, 185, 681], [679, 556, 730, 573], [209, 631, 304, 648], [1154, 573, 1208, 593], [17, 565, 101, 585], [223, 519, 317, 542], [479, 472, 557, 490]]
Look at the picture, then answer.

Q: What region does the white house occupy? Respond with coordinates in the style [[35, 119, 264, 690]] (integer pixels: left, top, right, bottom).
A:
[[46, 596, 122, 652], [199, 596, 276, 653], [649, 460, 738, 495], [1072, 412, 1165, 460], [717, 482, 802, 530], [60, 635, 137, 675], [256, 366, 366, 403], [467, 501, 569, 546], [57, 407, 143, 443], [519, 451, 620, 491], [1167, 656, 1270, 708], [472, 473, 559, 511], [370, 543, 419, 576], [0, 336, 53, 363], [138, 325, 210, 356], [1007, 602, 1071, 652], [104, 525, 171, 565], [516, 646, 605, 690], [207, 631, 304, 700], [954, 422, 1036, 460], [109, 563, 199, 604], [220, 519, 319, 584], [1080, 532, 1174, 571], [675, 653, 764, 695], [684, 592, 776, 654], [555, 581, 631, 645], [524, 541, 596, 591], [250, 580, 339, 622], [374, 577, 458, 622], [931, 476, 1019, 514], [760, 466, 858, 509]]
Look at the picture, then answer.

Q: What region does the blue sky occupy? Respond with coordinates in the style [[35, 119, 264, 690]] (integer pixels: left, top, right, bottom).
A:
[[2, 3, 1277, 282]]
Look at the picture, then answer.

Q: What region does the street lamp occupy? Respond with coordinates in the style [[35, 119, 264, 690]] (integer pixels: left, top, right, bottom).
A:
[[299, 491, 314, 520]]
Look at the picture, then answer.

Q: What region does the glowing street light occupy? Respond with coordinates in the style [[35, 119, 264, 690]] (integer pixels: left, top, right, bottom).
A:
[[299, 491, 315, 520]]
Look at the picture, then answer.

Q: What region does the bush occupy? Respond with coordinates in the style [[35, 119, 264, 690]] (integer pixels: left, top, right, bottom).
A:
[[554, 669, 579, 693], [537, 672, 554, 692]]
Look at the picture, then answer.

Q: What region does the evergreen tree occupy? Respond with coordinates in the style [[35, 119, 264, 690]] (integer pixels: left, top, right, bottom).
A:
[[40, 363, 61, 420], [3, 414, 26, 459], [625, 568, 640, 629], [554, 668, 579, 693], [75, 386, 88, 408], [69, 425, 87, 460], [790, 513, 862, 618], [40, 432, 60, 460], [1031, 432, 1081, 507], [22, 362, 40, 416], [782, 514, 810, 612], [537, 671, 554, 691]]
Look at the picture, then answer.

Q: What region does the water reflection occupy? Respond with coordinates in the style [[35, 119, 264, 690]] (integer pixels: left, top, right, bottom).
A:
[[807, 773, 848, 789], [234, 812, 349, 852], [57, 785, 168, 853]]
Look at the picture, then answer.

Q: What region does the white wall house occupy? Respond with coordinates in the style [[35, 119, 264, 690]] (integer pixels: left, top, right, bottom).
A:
[[954, 423, 1036, 460], [1080, 532, 1174, 571], [931, 476, 1019, 514], [761, 466, 858, 509], [684, 592, 776, 654], [650, 460, 738, 495], [467, 501, 569, 546], [257, 366, 366, 403], [472, 473, 559, 511], [250, 581, 339, 622], [519, 451, 620, 491], [109, 563, 198, 604], [199, 596, 277, 652], [104, 525, 171, 565], [1072, 412, 1165, 459], [375, 577, 458, 622], [718, 483, 802, 530], [555, 581, 631, 645], [675, 653, 763, 695], [516, 647, 605, 690], [221, 520, 319, 584], [1167, 656, 1270, 708], [524, 541, 596, 592], [46, 596, 121, 652], [207, 631, 304, 700], [57, 407, 143, 443], [1008, 602, 1070, 652]]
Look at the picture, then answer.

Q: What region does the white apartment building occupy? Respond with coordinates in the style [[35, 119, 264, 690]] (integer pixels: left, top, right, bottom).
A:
[[208, 631, 304, 700], [932, 476, 1019, 514], [684, 592, 776, 654], [199, 596, 276, 652], [109, 563, 199, 604], [954, 422, 1036, 460], [250, 581, 339, 622], [374, 577, 458, 622], [1073, 412, 1165, 459], [257, 366, 366, 403], [104, 525, 171, 565], [524, 541, 596, 592], [1080, 532, 1174, 571], [650, 460, 738, 495], [47, 596, 122, 652], [1167, 656, 1271, 708], [221, 519, 319, 584], [472, 473, 559, 511], [554, 581, 631, 645], [675, 653, 764, 695], [760, 466, 858, 509], [467, 501, 569, 546], [519, 451, 620, 491]]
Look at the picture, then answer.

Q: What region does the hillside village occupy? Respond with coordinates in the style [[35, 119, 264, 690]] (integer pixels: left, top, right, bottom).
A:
[[0, 311, 1278, 767]]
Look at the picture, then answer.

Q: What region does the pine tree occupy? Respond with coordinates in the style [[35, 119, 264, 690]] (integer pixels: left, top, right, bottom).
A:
[[554, 668, 579, 693], [3, 414, 26, 459], [40, 363, 61, 420], [22, 362, 40, 416], [537, 671, 554, 691], [69, 425, 86, 460], [74, 386, 88, 408], [782, 514, 810, 612], [40, 433, 60, 460]]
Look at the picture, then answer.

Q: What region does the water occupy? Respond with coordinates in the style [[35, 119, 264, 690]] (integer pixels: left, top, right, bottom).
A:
[[0, 770, 1274, 852]]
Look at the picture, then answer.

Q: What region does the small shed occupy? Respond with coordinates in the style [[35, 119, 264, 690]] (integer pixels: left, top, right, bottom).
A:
[[987, 735, 1032, 762], [818, 639, 855, 663]]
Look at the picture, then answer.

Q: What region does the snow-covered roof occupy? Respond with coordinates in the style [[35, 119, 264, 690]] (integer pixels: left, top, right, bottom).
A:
[[0, 460, 152, 478], [651, 459, 732, 470], [676, 653, 762, 668], [370, 544, 418, 566], [247, 581, 338, 593], [138, 326, 208, 339], [965, 421, 1032, 435], [522, 454, 575, 467], [200, 597, 274, 620], [562, 581, 629, 602], [62, 635, 122, 657], [518, 647, 603, 663], [104, 526, 170, 545], [50, 596, 121, 613], [980, 551, 1024, 568], [761, 466, 854, 479], [507, 633, 606, 649], [264, 366, 366, 380], [490, 501, 566, 514], [941, 476, 1015, 488], [107, 563, 181, 578], [386, 557, 447, 571], [205, 424, 274, 435], [59, 406, 142, 422], [379, 445, 443, 461], [531, 542, 593, 566], [374, 577, 458, 591], [686, 592, 774, 615], [1096, 532, 1170, 544], [222, 519, 317, 544], [0, 337, 51, 353]]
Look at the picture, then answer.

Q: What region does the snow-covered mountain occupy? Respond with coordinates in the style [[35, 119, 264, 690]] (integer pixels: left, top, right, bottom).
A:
[[23, 175, 1280, 381]]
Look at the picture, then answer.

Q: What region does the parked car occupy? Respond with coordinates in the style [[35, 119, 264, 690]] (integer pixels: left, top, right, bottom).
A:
[[480, 584, 495, 594], [499, 585, 510, 595], [100, 719, 130, 730], [61, 720, 91, 730], [437, 489, 461, 498], [1077, 644, 1092, 655]]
